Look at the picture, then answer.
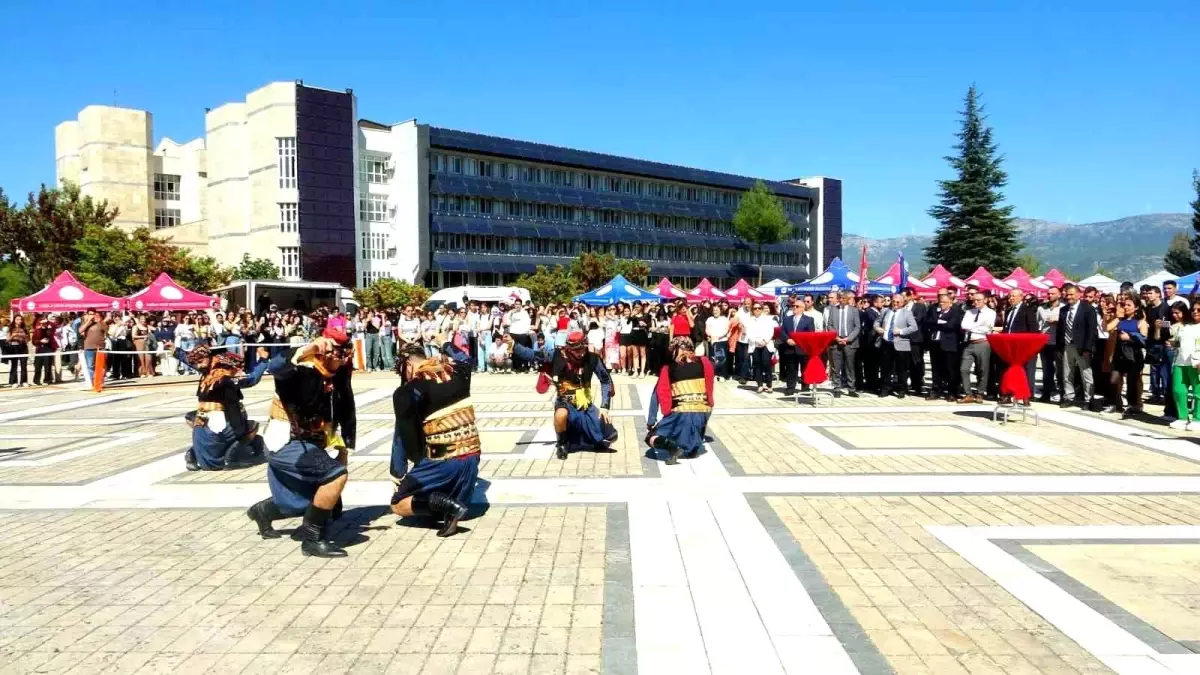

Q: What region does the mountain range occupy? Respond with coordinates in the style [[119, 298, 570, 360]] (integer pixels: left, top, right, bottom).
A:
[[843, 213, 1192, 282]]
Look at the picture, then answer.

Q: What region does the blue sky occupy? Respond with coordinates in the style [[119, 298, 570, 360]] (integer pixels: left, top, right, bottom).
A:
[[1, 0, 1196, 238]]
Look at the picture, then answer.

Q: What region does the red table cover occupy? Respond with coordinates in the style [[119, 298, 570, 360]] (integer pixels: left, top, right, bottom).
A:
[[791, 331, 838, 385], [987, 333, 1049, 400]]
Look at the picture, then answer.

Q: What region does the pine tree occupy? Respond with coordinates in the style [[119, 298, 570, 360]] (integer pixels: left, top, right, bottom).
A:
[[925, 85, 1020, 277], [1164, 232, 1194, 276], [1188, 170, 1200, 269]]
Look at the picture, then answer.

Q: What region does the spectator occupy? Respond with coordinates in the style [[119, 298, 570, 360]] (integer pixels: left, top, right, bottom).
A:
[[489, 334, 512, 372], [876, 293, 919, 398], [1106, 297, 1147, 417], [904, 288, 928, 396], [1037, 286, 1064, 402], [748, 303, 777, 393], [779, 295, 815, 396], [861, 295, 884, 394], [54, 314, 78, 383], [999, 289, 1040, 404], [958, 291, 996, 403], [6, 316, 30, 387], [828, 290, 861, 397], [1165, 280, 1190, 310], [132, 315, 153, 377], [705, 305, 731, 379], [925, 291, 963, 401], [507, 300, 533, 373], [1170, 303, 1200, 429], [1058, 283, 1099, 410], [1143, 285, 1172, 411]]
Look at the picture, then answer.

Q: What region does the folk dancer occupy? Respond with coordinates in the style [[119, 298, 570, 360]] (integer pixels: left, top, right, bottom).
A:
[[645, 337, 715, 465], [389, 338, 480, 537], [184, 345, 270, 471], [246, 328, 356, 558], [508, 330, 617, 460]]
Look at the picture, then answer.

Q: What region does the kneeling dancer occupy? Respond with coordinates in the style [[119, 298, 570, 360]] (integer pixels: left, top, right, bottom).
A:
[[389, 339, 479, 537], [646, 337, 715, 465], [246, 329, 356, 557], [510, 330, 616, 460], [184, 346, 269, 471]]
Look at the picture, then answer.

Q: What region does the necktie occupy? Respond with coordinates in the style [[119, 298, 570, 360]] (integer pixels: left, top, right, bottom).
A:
[[839, 307, 847, 338], [1007, 308, 1017, 332], [885, 312, 895, 341], [1065, 305, 1075, 343]]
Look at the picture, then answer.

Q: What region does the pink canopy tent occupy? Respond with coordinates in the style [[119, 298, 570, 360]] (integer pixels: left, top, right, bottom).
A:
[[921, 265, 966, 292], [963, 267, 1013, 294], [125, 272, 219, 311], [655, 277, 688, 301], [1039, 268, 1071, 288], [723, 279, 771, 303], [874, 263, 938, 299], [1003, 268, 1050, 296], [685, 278, 727, 304], [9, 271, 123, 313]]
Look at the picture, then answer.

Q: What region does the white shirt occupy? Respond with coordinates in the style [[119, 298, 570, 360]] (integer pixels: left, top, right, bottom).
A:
[[960, 305, 997, 341], [587, 328, 604, 351], [508, 309, 531, 335], [1167, 294, 1191, 310], [705, 316, 730, 342], [804, 308, 824, 331], [736, 308, 754, 344], [747, 314, 777, 346], [399, 317, 421, 340]]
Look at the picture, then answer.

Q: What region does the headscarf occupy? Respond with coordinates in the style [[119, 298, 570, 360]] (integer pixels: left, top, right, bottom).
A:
[[395, 342, 453, 383], [198, 350, 243, 393], [670, 336, 697, 363], [561, 330, 587, 369], [187, 345, 212, 369]]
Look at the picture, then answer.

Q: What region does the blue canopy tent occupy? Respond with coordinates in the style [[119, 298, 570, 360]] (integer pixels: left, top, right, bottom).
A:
[[573, 275, 660, 306], [1173, 271, 1200, 294], [776, 258, 895, 296]]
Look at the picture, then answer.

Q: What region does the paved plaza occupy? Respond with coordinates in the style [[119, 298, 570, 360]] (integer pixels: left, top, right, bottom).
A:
[[3, 373, 1200, 674]]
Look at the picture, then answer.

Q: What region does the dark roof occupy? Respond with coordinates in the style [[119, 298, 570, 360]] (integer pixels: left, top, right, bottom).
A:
[[358, 119, 391, 131]]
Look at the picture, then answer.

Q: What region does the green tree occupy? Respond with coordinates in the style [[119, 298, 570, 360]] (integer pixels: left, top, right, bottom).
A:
[[73, 225, 232, 295], [0, 182, 119, 290], [0, 261, 29, 309], [1013, 252, 1044, 277], [233, 254, 281, 280], [353, 278, 431, 309], [732, 180, 793, 284], [567, 252, 649, 290], [1189, 170, 1200, 269], [1165, 231, 1195, 275], [924, 85, 1020, 277], [515, 265, 583, 305]]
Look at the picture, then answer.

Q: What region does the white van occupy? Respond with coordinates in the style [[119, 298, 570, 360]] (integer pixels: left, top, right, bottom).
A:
[[423, 286, 531, 312]]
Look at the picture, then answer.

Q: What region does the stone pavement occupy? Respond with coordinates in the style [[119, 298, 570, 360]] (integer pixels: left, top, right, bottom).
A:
[[4, 372, 1200, 674]]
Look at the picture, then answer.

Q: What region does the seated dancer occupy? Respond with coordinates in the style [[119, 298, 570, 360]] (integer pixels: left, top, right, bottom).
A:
[[389, 338, 480, 537], [184, 346, 270, 471], [645, 337, 715, 465], [508, 330, 617, 460], [246, 328, 356, 558]]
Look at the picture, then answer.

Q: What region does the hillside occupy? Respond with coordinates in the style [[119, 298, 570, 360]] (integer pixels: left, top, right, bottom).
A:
[[843, 213, 1191, 281]]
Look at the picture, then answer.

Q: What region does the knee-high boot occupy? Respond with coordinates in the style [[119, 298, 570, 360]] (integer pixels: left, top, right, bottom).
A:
[[296, 505, 347, 558], [412, 492, 468, 538], [246, 498, 283, 539]]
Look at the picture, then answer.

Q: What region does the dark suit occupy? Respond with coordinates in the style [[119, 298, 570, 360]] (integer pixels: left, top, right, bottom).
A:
[[860, 307, 882, 393], [1057, 301, 1098, 404], [924, 304, 963, 397], [779, 312, 815, 393], [907, 301, 928, 393], [1002, 301, 1041, 395]]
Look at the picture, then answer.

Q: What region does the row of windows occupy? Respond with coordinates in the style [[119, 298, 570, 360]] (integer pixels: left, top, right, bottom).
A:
[[153, 174, 180, 201], [361, 270, 391, 287], [431, 195, 811, 240], [360, 153, 389, 185], [279, 203, 298, 233], [432, 233, 801, 267], [279, 246, 301, 280], [154, 208, 181, 230], [277, 138, 297, 189], [360, 194, 388, 222], [360, 231, 390, 260], [430, 152, 810, 216]]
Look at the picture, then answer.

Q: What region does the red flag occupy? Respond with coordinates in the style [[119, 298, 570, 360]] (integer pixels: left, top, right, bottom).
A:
[[855, 245, 869, 296]]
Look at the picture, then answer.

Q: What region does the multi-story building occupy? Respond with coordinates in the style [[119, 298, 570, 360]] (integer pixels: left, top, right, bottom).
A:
[[55, 80, 841, 291]]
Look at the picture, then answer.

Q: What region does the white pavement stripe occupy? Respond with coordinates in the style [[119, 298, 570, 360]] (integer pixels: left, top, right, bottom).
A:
[[734, 474, 1200, 494], [354, 387, 395, 408], [629, 499, 710, 675], [0, 433, 155, 467], [671, 497, 783, 675], [355, 428, 392, 455], [0, 391, 145, 423], [1039, 407, 1200, 464]]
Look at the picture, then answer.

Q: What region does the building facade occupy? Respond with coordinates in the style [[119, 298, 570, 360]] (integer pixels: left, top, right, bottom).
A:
[[56, 80, 841, 291]]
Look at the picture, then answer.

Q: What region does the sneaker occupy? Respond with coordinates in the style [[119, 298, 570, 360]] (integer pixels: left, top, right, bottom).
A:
[[1169, 419, 1189, 430]]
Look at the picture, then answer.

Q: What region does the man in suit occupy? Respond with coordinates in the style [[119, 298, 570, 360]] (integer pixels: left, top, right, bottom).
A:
[[924, 291, 963, 400], [903, 288, 928, 396], [1000, 288, 1041, 404], [874, 293, 919, 398], [860, 295, 884, 394], [779, 295, 816, 395], [828, 290, 860, 397], [1057, 283, 1098, 410]]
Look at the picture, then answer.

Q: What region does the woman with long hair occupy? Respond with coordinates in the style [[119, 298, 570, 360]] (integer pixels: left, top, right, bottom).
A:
[[630, 304, 649, 377], [1107, 296, 1148, 416], [617, 305, 633, 375]]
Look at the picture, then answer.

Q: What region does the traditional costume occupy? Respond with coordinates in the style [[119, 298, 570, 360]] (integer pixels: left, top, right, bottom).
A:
[[646, 337, 715, 465], [390, 341, 479, 537], [246, 329, 356, 557], [513, 331, 617, 460], [184, 347, 269, 471]]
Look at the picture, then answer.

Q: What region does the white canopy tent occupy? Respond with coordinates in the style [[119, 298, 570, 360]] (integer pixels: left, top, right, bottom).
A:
[[1076, 274, 1122, 295], [756, 278, 792, 295], [1133, 270, 1177, 290]]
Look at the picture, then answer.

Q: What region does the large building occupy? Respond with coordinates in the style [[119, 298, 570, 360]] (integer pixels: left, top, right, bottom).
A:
[[55, 80, 841, 291]]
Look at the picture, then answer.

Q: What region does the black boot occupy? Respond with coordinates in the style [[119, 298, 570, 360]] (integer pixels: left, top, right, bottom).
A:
[[429, 492, 468, 538], [297, 505, 347, 557], [246, 498, 283, 539], [555, 431, 569, 460], [184, 447, 201, 472], [652, 436, 683, 466]]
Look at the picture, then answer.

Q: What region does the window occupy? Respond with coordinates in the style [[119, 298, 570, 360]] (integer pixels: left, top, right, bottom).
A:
[[154, 208, 181, 230], [450, 156, 463, 174], [280, 246, 301, 279], [360, 232, 388, 260], [361, 270, 390, 287], [432, 153, 445, 173], [359, 153, 389, 184], [359, 194, 388, 222], [153, 174, 180, 201], [279, 203, 298, 233], [277, 137, 297, 189]]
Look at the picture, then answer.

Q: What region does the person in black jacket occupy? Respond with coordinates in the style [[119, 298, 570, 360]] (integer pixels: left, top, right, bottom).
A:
[[860, 295, 884, 394], [923, 291, 964, 400], [903, 289, 928, 395], [1000, 289, 1042, 404], [1057, 283, 1099, 409]]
